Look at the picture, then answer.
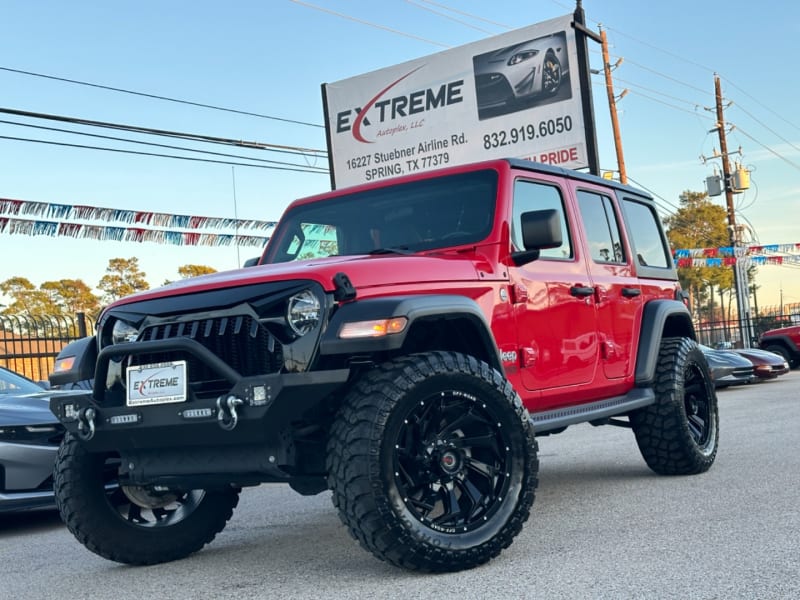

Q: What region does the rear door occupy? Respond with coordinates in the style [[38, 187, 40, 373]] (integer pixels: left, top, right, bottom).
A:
[[572, 183, 641, 380]]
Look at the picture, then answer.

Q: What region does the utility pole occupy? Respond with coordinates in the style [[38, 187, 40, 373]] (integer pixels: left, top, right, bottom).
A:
[[599, 26, 627, 184], [713, 74, 752, 347]]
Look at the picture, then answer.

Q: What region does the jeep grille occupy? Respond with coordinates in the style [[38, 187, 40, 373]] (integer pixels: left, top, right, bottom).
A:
[[132, 315, 283, 398]]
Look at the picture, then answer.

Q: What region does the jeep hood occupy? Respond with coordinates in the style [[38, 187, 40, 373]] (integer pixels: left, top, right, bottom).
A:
[[106, 254, 486, 308]]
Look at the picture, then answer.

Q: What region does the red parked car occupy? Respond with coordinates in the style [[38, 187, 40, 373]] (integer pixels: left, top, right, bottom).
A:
[[730, 348, 790, 380]]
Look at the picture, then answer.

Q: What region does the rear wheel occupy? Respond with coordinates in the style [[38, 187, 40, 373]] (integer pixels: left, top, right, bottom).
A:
[[327, 351, 538, 572], [630, 337, 718, 475], [54, 434, 240, 565]]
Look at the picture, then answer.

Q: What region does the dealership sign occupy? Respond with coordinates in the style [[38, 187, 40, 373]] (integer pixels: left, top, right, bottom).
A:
[[322, 14, 586, 188]]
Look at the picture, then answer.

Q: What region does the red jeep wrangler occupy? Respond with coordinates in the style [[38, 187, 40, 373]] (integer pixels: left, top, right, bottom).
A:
[[49, 158, 718, 572]]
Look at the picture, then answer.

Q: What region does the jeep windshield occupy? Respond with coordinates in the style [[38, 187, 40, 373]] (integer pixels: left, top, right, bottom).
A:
[[265, 169, 497, 263]]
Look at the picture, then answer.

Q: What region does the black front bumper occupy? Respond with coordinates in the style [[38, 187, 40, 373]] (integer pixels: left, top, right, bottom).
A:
[[49, 336, 349, 485]]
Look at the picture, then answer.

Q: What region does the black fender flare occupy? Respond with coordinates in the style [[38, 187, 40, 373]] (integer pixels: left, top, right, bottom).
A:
[[319, 294, 504, 372], [48, 335, 97, 388], [635, 299, 696, 386]]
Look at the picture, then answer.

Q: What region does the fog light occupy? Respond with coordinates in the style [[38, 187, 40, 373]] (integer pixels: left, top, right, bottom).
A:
[[110, 413, 140, 425]]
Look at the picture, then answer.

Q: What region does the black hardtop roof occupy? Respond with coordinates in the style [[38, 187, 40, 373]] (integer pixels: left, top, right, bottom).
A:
[[505, 158, 654, 201]]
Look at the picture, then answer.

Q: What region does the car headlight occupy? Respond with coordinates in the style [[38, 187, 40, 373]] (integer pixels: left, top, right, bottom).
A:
[[112, 319, 140, 344], [286, 290, 321, 336], [508, 49, 538, 66]]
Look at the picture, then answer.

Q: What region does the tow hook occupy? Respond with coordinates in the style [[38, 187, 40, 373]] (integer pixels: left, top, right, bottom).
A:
[[77, 407, 97, 441], [216, 396, 244, 431]]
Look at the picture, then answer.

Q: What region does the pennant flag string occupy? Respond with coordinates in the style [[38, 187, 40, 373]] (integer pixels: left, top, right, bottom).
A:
[[0, 197, 277, 232], [0, 217, 268, 248], [674, 255, 800, 268], [673, 243, 800, 257]]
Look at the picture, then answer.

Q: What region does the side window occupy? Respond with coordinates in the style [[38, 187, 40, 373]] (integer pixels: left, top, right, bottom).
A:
[[622, 198, 671, 268], [512, 180, 572, 259], [577, 190, 625, 264]]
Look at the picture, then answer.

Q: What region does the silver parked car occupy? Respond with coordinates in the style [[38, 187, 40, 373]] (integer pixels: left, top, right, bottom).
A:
[[0, 366, 66, 512]]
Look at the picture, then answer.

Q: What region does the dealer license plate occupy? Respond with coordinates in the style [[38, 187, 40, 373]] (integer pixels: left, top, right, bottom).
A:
[[126, 360, 187, 407]]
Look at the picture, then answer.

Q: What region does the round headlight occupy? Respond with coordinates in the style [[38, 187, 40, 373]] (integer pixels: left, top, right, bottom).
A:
[[286, 290, 321, 336], [112, 319, 139, 344]]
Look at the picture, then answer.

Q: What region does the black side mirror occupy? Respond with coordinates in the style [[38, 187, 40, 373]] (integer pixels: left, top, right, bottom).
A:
[[511, 209, 563, 266], [243, 257, 260, 268]]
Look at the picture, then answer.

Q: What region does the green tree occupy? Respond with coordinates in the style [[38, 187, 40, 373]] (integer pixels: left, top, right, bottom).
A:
[[98, 257, 149, 303], [162, 264, 217, 285], [664, 190, 733, 318], [178, 264, 217, 279], [40, 278, 101, 317], [0, 276, 56, 316]]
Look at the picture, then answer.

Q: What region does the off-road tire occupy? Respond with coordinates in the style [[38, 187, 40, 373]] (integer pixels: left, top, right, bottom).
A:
[[630, 337, 718, 475], [327, 351, 538, 572], [54, 434, 240, 565]]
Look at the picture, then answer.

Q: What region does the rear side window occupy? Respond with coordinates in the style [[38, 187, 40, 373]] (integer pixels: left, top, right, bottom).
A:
[[621, 198, 671, 268], [512, 179, 573, 259], [576, 190, 625, 264]]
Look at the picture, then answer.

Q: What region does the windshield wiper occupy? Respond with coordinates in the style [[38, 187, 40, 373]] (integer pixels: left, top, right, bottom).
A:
[[368, 246, 415, 256]]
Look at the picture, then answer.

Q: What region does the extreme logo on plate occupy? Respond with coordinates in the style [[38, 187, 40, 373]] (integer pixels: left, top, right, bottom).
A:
[[126, 360, 187, 406]]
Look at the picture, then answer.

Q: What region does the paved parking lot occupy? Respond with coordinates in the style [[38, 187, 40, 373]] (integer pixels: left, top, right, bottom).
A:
[[3, 372, 799, 599]]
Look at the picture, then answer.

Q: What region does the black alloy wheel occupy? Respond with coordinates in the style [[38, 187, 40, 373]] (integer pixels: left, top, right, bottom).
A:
[[392, 389, 512, 535], [327, 351, 538, 572]]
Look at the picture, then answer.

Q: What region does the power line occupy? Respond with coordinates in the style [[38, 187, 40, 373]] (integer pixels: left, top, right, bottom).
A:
[[606, 75, 706, 110], [409, 1, 504, 32], [0, 119, 328, 171], [0, 66, 324, 129], [730, 101, 800, 156], [288, 0, 450, 47], [0, 135, 329, 174], [0, 107, 327, 156], [723, 77, 800, 135], [730, 125, 800, 173]]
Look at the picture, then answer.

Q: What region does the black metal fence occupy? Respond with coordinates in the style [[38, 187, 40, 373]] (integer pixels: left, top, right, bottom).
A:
[[695, 311, 800, 349], [0, 313, 93, 383]]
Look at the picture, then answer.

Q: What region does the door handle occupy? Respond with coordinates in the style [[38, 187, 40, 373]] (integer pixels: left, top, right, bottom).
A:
[[621, 287, 642, 298], [570, 285, 595, 297]]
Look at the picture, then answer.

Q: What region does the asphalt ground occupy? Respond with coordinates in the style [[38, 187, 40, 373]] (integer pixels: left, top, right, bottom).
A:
[[2, 371, 798, 600]]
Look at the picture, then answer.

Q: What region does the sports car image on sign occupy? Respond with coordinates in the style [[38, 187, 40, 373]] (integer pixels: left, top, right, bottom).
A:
[[473, 31, 570, 119]]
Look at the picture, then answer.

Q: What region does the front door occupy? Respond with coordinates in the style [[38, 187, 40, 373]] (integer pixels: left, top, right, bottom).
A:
[[508, 177, 599, 409]]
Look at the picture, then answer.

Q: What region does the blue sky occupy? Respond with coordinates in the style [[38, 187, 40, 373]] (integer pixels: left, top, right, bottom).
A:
[[1, 0, 799, 309]]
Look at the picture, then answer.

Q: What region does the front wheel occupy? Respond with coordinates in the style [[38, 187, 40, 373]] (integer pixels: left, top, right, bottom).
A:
[[54, 434, 240, 565], [327, 351, 538, 572], [630, 337, 719, 475]]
